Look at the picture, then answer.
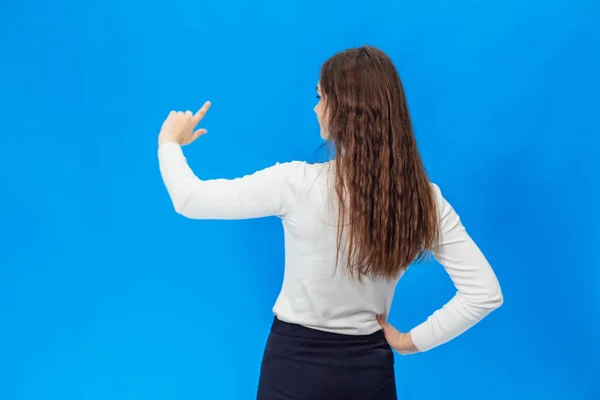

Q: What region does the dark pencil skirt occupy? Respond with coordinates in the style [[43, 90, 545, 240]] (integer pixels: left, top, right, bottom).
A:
[[257, 317, 397, 400]]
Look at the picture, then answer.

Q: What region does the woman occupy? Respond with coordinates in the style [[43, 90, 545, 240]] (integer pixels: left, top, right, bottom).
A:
[[158, 46, 503, 399]]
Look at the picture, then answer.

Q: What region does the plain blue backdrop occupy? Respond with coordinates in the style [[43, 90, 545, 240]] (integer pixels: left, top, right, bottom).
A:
[[1, 0, 598, 399]]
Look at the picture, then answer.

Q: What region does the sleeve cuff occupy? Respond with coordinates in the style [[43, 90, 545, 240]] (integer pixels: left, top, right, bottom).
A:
[[158, 141, 181, 151], [409, 322, 435, 352], [158, 141, 185, 159]]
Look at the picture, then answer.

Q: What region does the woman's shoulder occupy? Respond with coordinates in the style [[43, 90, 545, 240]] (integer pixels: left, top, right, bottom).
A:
[[271, 160, 333, 197], [274, 160, 332, 178]]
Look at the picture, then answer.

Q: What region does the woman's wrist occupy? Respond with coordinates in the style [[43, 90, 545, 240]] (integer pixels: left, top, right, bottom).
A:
[[158, 132, 179, 147], [397, 332, 420, 354]]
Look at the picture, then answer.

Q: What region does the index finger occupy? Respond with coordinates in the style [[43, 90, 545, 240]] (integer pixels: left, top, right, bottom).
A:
[[193, 101, 212, 123]]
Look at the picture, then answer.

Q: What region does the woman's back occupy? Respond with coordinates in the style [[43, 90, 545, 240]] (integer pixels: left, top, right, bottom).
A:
[[272, 160, 401, 336]]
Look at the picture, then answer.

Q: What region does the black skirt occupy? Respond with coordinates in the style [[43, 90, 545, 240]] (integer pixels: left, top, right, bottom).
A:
[[257, 317, 397, 400]]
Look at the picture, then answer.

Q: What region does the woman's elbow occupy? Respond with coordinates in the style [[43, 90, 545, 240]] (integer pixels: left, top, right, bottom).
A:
[[171, 194, 212, 219], [483, 281, 504, 311], [171, 195, 194, 218], [173, 202, 189, 217], [489, 288, 504, 310]]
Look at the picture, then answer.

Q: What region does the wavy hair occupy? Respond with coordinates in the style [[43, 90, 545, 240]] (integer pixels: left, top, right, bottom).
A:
[[320, 46, 439, 280]]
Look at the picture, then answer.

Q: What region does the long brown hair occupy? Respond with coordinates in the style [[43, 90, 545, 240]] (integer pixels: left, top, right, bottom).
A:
[[320, 46, 439, 280]]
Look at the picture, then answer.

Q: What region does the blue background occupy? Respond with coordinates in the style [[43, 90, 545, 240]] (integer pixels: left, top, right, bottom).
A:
[[1, 0, 598, 399]]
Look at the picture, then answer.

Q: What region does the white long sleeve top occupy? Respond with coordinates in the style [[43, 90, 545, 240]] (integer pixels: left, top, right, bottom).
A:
[[158, 142, 503, 352]]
